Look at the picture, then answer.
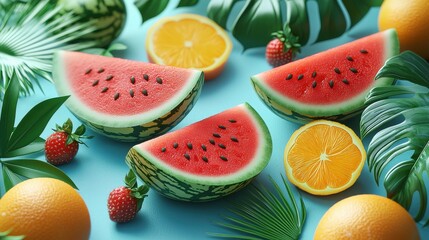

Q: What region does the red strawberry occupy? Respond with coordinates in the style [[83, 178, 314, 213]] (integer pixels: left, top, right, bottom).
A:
[[108, 170, 149, 223], [45, 119, 92, 166], [265, 25, 301, 67]]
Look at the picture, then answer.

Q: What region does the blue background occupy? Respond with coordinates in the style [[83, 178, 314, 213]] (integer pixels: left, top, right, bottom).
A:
[[13, 1, 429, 239]]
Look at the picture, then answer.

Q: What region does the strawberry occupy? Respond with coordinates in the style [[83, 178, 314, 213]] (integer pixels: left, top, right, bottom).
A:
[[265, 24, 301, 67], [45, 119, 92, 166], [108, 170, 149, 223]]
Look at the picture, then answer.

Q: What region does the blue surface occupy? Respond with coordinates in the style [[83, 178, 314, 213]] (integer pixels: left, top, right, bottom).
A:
[[13, 1, 429, 239]]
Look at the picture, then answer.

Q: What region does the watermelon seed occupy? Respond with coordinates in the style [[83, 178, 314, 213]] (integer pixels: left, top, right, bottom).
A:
[[161, 147, 166, 152], [312, 81, 317, 88], [346, 56, 353, 61], [218, 143, 226, 149], [229, 119, 237, 123], [334, 68, 341, 74], [350, 68, 358, 74], [130, 76, 136, 84], [201, 144, 207, 151], [173, 142, 178, 148], [218, 125, 226, 130], [142, 89, 148, 96], [286, 74, 293, 80], [209, 139, 215, 145], [85, 68, 92, 74], [184, 153, 190, 160], [202, 156, 208, 162], [105, 75, 113, 81], [92, 80, 99, 86], [342, 79, 350, 85], [213, 133, 221, 138], [143, 74, 149, 81], [187, 142, 193, 150], [220, 156, 228, 161], [101, 87, 108, 93], [129, 89, 135, 97], [97, 68, 105, 73], [329, 80, 334, 88], [114, 92, 120, 100], [360, 49, 368, 54], [312, 71, 317, 78], [297, 74, 304, 80], [231, 137, 239, 142], [156, 77, 163, 84]]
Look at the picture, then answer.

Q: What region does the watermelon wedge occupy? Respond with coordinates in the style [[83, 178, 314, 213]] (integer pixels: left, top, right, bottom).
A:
[[125, 103, 272, 202], [53, 51, 204, 142], [251, 29, 399, 123]]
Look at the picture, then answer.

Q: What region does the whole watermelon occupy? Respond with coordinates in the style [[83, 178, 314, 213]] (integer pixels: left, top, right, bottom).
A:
[[56, 0, 127, 47]]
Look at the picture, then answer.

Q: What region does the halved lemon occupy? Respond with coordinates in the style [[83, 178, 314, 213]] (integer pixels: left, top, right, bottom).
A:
[[146, 14, 232, 80], [284, 120, 366, 195]]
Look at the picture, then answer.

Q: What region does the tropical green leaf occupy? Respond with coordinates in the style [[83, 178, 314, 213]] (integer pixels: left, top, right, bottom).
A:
[[209, 175, 306, 239], [286, 0, 309, 45], [360, 51, 429, 225], [0, 77, 19, 157], [134, 0, 170, 23], [207, 0, 238, 29], [83, 42, 128, 57], [316, 0, 347, 42], [0, 229, 25, 240], [2, 165, 23, 193], [2, 159, 77, 189], [3, 137, 45, 158], [7, 96, 68, 152], [177, 0, 199, 7]]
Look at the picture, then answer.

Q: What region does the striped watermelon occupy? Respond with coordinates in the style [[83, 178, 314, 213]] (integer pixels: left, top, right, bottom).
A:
[[126, 103, 272, 201], [53, 51, 204, 142]]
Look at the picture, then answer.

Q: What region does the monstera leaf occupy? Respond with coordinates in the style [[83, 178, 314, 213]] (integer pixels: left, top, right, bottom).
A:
[[360, 51, 429, 226], [135, 0, 375, 50]]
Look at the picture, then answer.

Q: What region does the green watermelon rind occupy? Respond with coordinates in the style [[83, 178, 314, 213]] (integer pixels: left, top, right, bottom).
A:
[[250, 29, 399, 123], [52, 50, 204, 142], [125, 103, 273, 202]]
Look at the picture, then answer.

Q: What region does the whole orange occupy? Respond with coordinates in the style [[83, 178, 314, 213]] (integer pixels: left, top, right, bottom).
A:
[[0, 178, 91, 240], [378, 0, 429, 59], [314, 194, 420, 240]]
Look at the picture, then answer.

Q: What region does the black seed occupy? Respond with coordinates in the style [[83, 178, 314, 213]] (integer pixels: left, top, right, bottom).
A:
[[114, 92, 120, 100], [230, 137, 238, 142], [334, 68, 341, 74], [161, 147, 166, 152], [184, 153, 190, 160], [297, 74, 304, 80], [85, 68, 92, 74], [350, 68, 358, 73], [105, 75, 113, 81], [312, 71, 317, 78], [142, 89, 148, 96], [329, 80, 334, 88], [202, 156, 208, 162], [213, 133, 221, 138], [286, 74, 293, 80], [218, 125, 226, 130], [201, 144, 207, 151], [220, 156, 228, 161], [97, 68, 105, 73], [342, 79, 350, 85], [218, 143, 226, 149], [312, 81, 317, 88], [209, 139, 215, 145], [360, 49, 368, 54], [130, 76, 136, 84], [187, 142, 193, 150], [346, 56, 353, 61], [156, 77, 163, 84], [92, 80, 99, 86], [101, 87, 108, 93], [229, 119, 237, 123], [143, 74, 149, 81], [129, 89, 134, 97], [173, 142, 178, 148]]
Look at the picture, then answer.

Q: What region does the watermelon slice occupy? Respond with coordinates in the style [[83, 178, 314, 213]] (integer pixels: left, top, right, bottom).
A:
[[125, 103, 272, 202], [53, 51, 204, 142], [251, 29, 399, 123]]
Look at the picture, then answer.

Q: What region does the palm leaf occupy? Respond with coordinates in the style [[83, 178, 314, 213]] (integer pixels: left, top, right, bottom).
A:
[[0, 0, 97, 95], [209, 175, 306, 239], [360, 51, 429, 226]]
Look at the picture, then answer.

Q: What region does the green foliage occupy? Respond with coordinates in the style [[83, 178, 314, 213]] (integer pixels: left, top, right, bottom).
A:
[[0, 229, 24, 240], [0, 78, 77, 195], [360, 51, 429, 226], [134, 0, 198, 23], [124, 169, 149, 212], [209, 175, 306, 239]]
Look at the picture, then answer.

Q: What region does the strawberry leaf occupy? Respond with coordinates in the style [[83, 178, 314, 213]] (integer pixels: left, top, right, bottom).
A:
[[125, 169, 137, 189], [0, 77, 19, 157]]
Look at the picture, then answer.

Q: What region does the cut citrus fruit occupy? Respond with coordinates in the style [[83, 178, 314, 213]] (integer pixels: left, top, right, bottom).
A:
[[284, 120, 366, 195], [146, 13, 232, 80]]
